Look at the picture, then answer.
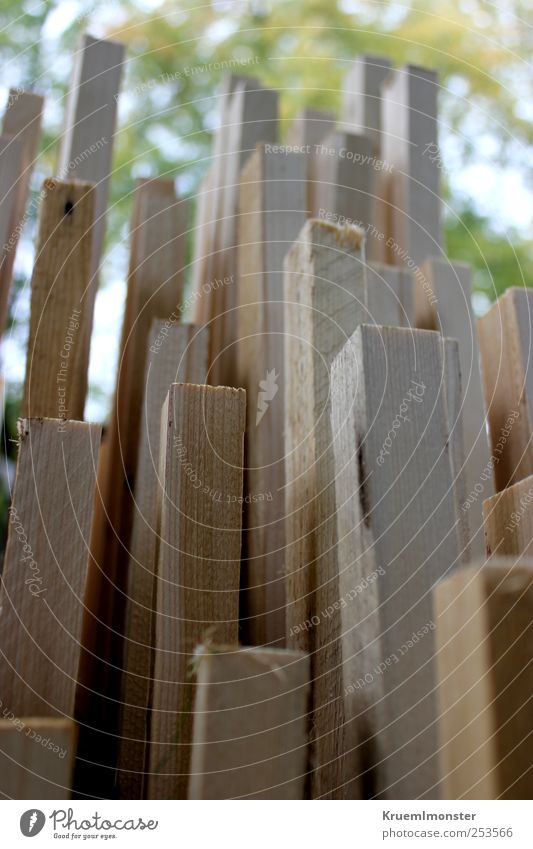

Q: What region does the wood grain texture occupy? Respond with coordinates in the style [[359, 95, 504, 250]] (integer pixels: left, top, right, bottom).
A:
[[91, 178, 187, 654], [416, 258, 492, 558], [286, 108, 335, 215], [483, 473, 533, 557], [366, 262, 413, 327], [380, 65, 442, 268], [341, 55, 392, 150], [85, 179, 188, 795], [0, 419, 101, 719], [237, 145, 306, 648], [477, 287, 533, 491], [0, 134, 23, 331], [188, 645, 310, 799], [0, 718, 76, 800], [118, 322, 209, 799], [309, 131, 378, 256], [0, 90, 43, 333], [191, 76, 278, 385], [284, 218, 367, 799], [330, 325, 461, 799], [21, 179, 94, 420], [57, 33, 123, 301], [147, 384, 245, 799], [434, 557, 533, 799]]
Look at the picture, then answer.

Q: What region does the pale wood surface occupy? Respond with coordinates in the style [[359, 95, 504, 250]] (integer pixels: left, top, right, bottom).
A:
[[118, 322, 209, 799], [284, 218, 367, 799], [417, 258, 492, 558], [341, 55, 392, 150], [330, 325, 461, 799], [191, 76, 278, 385], [85, 179, 188, 795], [188, 646, 310, 799], [237, 145, 306, 648], [286, 108, 335, 215], [483, 473, 533, 557], [381, 65, 442, 268], [0, 718, 76, 800], [0, 134, 23, 331], [434, 558, 533, 799], [477, 286, 533, 491], [442, 337, 470, 561], [0, 419, 101, 719], [366, 262, 413, 327], [57, 33, 123, 304], [147, 384, 245, 799], [0, 90, 43, 333], [91, 178, 187, 655], [21, 179, 94, 420]]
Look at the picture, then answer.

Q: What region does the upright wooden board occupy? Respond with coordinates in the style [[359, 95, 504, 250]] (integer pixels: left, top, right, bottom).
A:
[[0, 134, 23, 331], [0, 718, 76, 800], [483, 473, 533, 557], [58, 33, 124, 306], [237, 146, 306, 647], [191, 76, 278, 385], [284, 219, 367, 799], [286, 108, 335, 215], [118, 322, 209, 799], [416, 258, 492, 558], [312, 130, 388, 262], [330, 325, 461, 799], [341, 55, 392, 151], [434, 557, 533, 799], [147, 384, 245, 799], [91, 178, 187, 644], [21, 179, 94, 420], [381, 65, 442, 268], [188, 646, 310, 799], [366, 262, 413, 327], [85, 179, 188, 794], [477, 287, 533, 491], [0, 419, 101, 718], [0, 90, 43, 333]]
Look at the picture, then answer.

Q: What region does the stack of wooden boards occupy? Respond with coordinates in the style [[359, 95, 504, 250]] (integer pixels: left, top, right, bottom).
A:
[[0, 38, 532, 800]]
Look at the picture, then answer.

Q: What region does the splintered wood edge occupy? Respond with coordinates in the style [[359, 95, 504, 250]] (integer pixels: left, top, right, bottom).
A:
[[41, 178, 95, 194]]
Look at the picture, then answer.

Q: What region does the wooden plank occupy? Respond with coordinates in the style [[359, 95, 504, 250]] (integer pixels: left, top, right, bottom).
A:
[[57, 33, 124, 307], [286, 108, 335, 215], [381, 65, 442, 268], [443, 337, 470, 561], [434, 557, 533, 799], [117, 322, 209, 799], [91, 178, 188, 637], [191, 76, 278, 385], [0, 134, 23, 330], [84, 179, 188, 794], [341, 55, 392, 151], [188, 646, 310, 799], [417, 259, 493, 556], [330, 325, 461, 799], [366, 262, 413, 327], [483, 473, 533, 557], [0, 718, 76, 800], [0, 419, 101, 719], [312, 130, 389, 262], [477, 286, 533, 491], [237, 145, 306, 647], [21, 179, 95, 420], [0, 90, 44, 334], [147, 383, 245, 799], [284, 219, 366, 799]]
